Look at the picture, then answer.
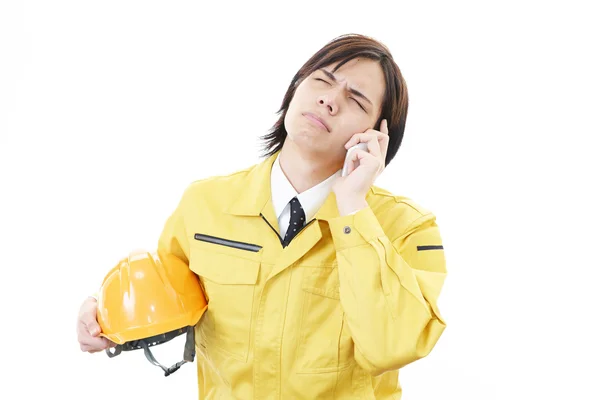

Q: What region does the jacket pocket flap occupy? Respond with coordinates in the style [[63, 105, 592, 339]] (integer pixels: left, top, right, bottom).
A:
[[190, 247, 260, 285]]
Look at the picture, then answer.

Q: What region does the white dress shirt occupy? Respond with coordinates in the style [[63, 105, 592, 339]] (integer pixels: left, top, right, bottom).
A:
[[271, 153, 357, 239]]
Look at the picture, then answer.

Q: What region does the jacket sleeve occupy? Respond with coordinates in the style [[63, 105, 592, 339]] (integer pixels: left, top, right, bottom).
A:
[[156, 189, 192, 266], [328, 205, 447, 376]]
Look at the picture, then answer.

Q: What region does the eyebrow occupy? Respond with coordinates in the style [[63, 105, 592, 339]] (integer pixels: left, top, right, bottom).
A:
[[318, 68, 373, 106]]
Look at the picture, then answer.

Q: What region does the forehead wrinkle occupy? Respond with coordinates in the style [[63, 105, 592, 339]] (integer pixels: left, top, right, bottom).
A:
[[319, 68, 370, 103]]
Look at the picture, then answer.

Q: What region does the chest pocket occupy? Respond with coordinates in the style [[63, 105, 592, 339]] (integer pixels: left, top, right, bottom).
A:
[[189, 244, 260, 362], [295, 265, 354, 373]]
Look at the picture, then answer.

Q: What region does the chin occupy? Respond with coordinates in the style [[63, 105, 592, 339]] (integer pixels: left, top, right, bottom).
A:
[[287, 130, 325, 153], [294, 127, 324, 143]]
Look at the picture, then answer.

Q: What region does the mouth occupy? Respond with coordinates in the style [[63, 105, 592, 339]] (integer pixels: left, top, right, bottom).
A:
[[303, 112, 330, 132]]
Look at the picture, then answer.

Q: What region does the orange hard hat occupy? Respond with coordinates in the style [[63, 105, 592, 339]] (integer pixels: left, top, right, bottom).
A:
[[96, 249, 207, 376]]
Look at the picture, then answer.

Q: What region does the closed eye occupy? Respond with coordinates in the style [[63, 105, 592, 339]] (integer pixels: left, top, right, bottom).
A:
[[351, 98, 366, 112], [315, 78, 330, 85]]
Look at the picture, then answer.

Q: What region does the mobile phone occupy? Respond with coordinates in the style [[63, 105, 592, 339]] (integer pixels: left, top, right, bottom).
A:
[[341, 142, 368, 177]]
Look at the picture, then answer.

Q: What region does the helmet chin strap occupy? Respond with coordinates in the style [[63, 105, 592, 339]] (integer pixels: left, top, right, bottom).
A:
[[106, 326, 196, 377], [142, 326, 196, 376]]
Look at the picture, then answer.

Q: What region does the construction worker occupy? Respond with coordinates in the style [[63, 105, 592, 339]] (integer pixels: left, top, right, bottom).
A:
[[77, 33, 447, 399]]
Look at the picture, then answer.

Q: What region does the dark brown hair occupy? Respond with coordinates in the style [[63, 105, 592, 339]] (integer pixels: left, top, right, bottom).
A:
[[259, 33, 409, 167]]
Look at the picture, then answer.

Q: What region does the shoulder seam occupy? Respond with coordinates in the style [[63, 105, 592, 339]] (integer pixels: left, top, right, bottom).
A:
[[189, 166, 253, 185], [370, 187, 427, 215], [396, 212, 435, 240]]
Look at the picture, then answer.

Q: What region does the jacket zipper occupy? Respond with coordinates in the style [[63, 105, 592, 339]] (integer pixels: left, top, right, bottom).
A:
[[194, 233, 262, 252], [260, 214, 284, 247], [260, 213, 316, 248]]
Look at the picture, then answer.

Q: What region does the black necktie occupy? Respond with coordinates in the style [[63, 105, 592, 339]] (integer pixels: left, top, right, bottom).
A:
[[283, 197, 305, 247]]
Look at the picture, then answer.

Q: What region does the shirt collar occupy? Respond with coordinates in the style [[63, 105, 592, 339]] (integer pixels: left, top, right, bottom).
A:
[[270, 152, 342, 221]]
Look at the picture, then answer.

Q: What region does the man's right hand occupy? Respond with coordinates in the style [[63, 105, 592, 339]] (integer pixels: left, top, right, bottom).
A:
[[77, 296, 116, 353]]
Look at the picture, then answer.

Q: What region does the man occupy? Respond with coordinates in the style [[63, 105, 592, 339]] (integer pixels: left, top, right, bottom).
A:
[[77, 33, 447, 399]]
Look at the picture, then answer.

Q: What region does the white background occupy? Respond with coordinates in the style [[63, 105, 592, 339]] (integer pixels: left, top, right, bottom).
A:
[[1, 1, 599, 399]]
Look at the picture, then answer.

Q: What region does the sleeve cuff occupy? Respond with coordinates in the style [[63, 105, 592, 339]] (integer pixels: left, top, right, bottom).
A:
[[329, 206, 386, 250]]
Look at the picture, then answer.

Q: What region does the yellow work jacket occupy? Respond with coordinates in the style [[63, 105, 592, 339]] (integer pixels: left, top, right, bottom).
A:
[[157, 150, 447, 399]]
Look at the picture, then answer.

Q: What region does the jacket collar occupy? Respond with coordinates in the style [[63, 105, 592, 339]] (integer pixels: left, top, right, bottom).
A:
[[224, 150, 343, 221]]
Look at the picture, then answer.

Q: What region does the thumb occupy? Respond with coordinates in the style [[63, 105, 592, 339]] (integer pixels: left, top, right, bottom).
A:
[[88, 321, 101, 337], [84, 312, 101, 337]]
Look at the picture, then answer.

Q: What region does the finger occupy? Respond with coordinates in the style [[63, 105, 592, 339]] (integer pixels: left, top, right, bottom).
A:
[[80, 343, 93, 352], [81, 313, 101, 337], [80, 334, 112, 351], [366, 133, 382, 160], [79, 297, 101, 335], [356, 130, 386, 144], [81, 344, 107, 354], [86, 348, 103, 354], [380, 134, 390, 164], [80, 343, 102, 353], [380, 119, 389, 135], [78, 320, 104, 344], [346, 151, 359, 176], [344, 132, 381, 149], [347, 149, 373, 175], [363, 128, 390, 160], [347, 132, 382, 161]]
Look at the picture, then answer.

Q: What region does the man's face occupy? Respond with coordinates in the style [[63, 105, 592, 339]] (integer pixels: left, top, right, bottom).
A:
[[284, 58, 385, 163]]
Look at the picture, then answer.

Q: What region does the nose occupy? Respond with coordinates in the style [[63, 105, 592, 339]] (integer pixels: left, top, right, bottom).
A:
[[317, 94, 339, 115]]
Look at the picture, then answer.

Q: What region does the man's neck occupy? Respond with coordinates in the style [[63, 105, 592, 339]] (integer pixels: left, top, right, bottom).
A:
[[279, 141, 341, 194]]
